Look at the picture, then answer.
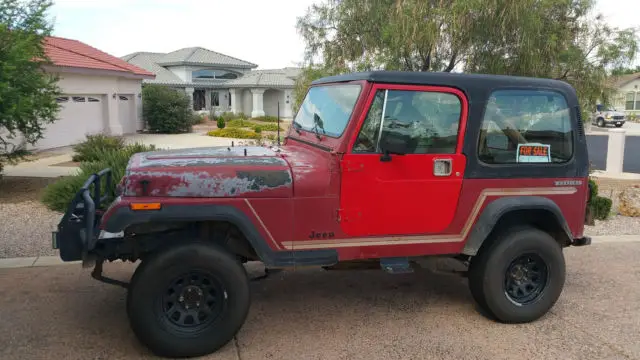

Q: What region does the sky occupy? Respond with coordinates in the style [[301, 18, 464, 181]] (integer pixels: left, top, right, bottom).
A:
[[47, 0, 639, 70]]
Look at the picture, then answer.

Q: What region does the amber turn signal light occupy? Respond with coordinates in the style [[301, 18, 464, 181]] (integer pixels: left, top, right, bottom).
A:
[[130, 203, 162, 211]]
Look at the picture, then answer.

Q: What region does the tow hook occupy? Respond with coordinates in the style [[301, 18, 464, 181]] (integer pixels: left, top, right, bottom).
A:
[[91, 260, 129, 289]]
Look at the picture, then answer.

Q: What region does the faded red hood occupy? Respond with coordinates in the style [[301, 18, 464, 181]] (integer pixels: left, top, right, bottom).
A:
[[121, 146, 293, 198]]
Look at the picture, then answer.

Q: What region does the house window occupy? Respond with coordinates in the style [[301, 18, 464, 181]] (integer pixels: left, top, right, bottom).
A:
[[477, 89, 573, 164], [211, 92, 220, 107], [56, 96, 69, 103], [87, 97, 100, 102], [228, 91, 232, 107], [626, 92, 635, 110], [119, 95, 129, 101], [192, 69, 238, 80], [72, 96, 85, 102]]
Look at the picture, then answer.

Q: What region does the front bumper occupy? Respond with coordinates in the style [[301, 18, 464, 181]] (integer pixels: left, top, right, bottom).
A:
[[52, 168, 113, 262]]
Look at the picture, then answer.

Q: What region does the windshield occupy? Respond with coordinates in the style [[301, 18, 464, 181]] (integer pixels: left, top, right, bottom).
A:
[[293, 84, 362, 137]]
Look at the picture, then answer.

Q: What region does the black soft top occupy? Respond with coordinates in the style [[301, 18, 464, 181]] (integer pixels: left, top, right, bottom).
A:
[[311, 70, 575, 94]]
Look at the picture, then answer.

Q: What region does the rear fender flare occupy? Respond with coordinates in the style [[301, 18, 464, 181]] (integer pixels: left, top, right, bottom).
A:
[[462, 196, 573, 256]]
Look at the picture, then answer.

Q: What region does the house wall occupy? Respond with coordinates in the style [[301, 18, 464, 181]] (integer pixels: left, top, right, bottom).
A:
[[167, 66, 191, 82], [616, 78, 640, 114]]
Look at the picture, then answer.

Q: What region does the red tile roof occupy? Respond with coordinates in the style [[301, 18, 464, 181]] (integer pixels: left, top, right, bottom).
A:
[[43, 36, 155, 78]]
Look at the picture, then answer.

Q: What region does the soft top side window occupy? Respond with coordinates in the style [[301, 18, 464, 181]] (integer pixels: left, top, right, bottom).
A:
[[478, 89, 574, 164]]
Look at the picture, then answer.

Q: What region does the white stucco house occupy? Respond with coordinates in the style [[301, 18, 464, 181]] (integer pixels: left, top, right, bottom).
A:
[[121, 47, 300, 119], [609, 72, 640, 117], [4, 36, 156, 151]]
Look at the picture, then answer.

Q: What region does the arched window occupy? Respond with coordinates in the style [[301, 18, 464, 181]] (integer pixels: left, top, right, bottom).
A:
[[192, 69, 238, 80]]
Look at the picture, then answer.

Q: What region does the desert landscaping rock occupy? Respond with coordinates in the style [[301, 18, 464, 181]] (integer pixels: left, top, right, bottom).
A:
[[618, 185, 640, 217]]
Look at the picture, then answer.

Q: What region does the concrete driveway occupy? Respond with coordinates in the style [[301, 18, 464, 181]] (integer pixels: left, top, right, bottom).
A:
[[1, 241, 639, 360]]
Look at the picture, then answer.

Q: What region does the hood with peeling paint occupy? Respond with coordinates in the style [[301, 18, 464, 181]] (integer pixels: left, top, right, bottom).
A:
[[121, 146, 294, 198]]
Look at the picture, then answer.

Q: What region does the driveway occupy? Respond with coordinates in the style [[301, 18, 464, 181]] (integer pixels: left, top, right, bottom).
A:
[[1, 241, 639, 360]]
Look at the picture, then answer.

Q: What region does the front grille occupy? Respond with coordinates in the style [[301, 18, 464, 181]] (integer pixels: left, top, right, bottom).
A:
[[613, 116, 625, 120]]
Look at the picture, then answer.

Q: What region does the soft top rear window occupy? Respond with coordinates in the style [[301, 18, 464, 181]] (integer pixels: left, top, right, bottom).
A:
[[478, 89, 574, 164], [293, 84, 362, 138]]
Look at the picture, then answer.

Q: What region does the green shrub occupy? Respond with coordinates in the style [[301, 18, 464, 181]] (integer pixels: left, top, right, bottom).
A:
[[71, 134, 125, 162], [207, 128, 262, 140], [217, 117, 226, 129], [142, 84, 193, 133], [236, 112, 248, 120], [588, 178, 598, 203], [254, 126, 262, 134], [227, 119, 251, 128], [41, 143, 156, 212], [590, 195, 612, 220], [192, 113, 207, 124], [252, 115, 279, 122]]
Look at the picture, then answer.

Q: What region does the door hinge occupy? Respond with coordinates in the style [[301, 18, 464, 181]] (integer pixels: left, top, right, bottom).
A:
[[340, 160, 365, 172], [337, 208, 361, 222]]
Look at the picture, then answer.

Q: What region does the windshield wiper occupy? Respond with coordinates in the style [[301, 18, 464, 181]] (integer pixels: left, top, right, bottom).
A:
[[312, 113, 326, 140], [291, 121, 303, 135]]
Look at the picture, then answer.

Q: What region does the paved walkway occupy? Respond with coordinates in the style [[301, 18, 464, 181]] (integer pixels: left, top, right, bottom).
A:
[[1, 240, 639, 359]]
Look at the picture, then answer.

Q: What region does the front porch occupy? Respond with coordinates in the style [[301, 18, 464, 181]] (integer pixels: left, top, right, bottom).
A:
[[184, 87, 294, 119]]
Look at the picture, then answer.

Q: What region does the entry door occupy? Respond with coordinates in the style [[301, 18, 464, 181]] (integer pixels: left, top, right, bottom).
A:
[[340, 85, 468, 237]]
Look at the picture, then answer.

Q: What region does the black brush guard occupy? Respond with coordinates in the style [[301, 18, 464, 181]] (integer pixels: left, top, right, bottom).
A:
[[52, 168, 113, 262]]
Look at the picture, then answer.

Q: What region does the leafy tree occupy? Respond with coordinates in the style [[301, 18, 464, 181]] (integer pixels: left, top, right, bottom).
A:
[[611, 65, 640, 76], [0, 0, 61, 174], [295, 0, 639, 113]]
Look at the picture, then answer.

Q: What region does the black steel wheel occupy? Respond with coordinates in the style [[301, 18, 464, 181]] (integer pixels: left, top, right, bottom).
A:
[[127, 241, 250, 358], [468, 226, 565, 323], [159, 270, 227, 333], [504, 253, 549, 305]]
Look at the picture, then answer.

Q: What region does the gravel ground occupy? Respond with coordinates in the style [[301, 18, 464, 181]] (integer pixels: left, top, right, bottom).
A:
[[1, 200, 639, 259], [0, 201, 61, 258]]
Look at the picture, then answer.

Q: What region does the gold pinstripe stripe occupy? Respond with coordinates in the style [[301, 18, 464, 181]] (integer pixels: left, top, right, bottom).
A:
[[278, 187, 577, 250], [244, 199, 282, 250]]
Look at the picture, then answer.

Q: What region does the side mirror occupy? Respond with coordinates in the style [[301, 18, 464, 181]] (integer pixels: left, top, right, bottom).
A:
[[379, 133, 409, 162]]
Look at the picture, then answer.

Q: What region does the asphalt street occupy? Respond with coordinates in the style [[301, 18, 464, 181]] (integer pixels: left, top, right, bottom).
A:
[[1, 242, 639, 360], [587, 135, 640, 173]]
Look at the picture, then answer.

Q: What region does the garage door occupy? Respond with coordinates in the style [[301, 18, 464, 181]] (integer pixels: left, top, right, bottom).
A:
[[118, 94, 136, 134], [36, 95, 106, 150]]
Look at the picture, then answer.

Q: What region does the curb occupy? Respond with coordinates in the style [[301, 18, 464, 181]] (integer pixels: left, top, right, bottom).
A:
[[0, 235, 639, 270]]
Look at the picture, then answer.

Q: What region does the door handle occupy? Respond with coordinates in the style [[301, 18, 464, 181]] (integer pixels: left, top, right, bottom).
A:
[[433, 158, 453, 176]]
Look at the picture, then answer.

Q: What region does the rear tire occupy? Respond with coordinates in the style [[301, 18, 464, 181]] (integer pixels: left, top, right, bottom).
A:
[[468, 226, 565, 323], [127, 241, 250, 358]]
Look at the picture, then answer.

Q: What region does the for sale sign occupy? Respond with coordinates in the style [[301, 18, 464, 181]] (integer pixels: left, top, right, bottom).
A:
[[516, 143, 551, 163]]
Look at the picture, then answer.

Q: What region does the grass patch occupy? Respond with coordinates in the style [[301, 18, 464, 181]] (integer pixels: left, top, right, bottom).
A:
[[226, 119, 283, 132], [251, 115, 279, 123], [207, 128, 262, 140]]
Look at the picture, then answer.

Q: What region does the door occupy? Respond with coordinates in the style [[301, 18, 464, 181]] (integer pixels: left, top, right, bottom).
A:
[[340, 84, 468, 237]]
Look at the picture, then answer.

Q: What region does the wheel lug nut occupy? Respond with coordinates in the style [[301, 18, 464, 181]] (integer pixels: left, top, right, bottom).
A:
[[196, 302, 200, 307]]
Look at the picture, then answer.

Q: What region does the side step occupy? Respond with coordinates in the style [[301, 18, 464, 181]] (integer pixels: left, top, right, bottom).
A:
[[380, 257, 414, 274]]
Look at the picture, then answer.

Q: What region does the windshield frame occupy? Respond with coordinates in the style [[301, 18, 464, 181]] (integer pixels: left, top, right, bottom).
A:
[[292, 83, 363, 139]]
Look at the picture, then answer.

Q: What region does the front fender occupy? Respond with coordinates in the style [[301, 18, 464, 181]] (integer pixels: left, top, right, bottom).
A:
[[101, 201, 337, 268], [462, 196, 572, 256]]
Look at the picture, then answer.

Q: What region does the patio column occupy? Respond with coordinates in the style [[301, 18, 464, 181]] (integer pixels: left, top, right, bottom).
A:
[[251, 88, 265, 118], [184, 87, 194, 110], [229, 89, 239, 114], [204, 89, 212, 110], [283, 89, 293, 118]]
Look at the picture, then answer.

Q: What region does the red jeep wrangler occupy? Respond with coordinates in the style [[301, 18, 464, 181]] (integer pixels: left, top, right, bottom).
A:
[[53, 71, 591, 358]]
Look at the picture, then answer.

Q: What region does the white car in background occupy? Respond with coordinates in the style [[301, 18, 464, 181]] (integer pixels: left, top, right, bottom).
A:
[[591, 105, 626, 127]]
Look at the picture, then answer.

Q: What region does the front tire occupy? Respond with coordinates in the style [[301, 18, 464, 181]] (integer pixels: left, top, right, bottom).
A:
[[597, 118, 605, 127], [468, 226, 565, 323], [127, 241, 250, 358]]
